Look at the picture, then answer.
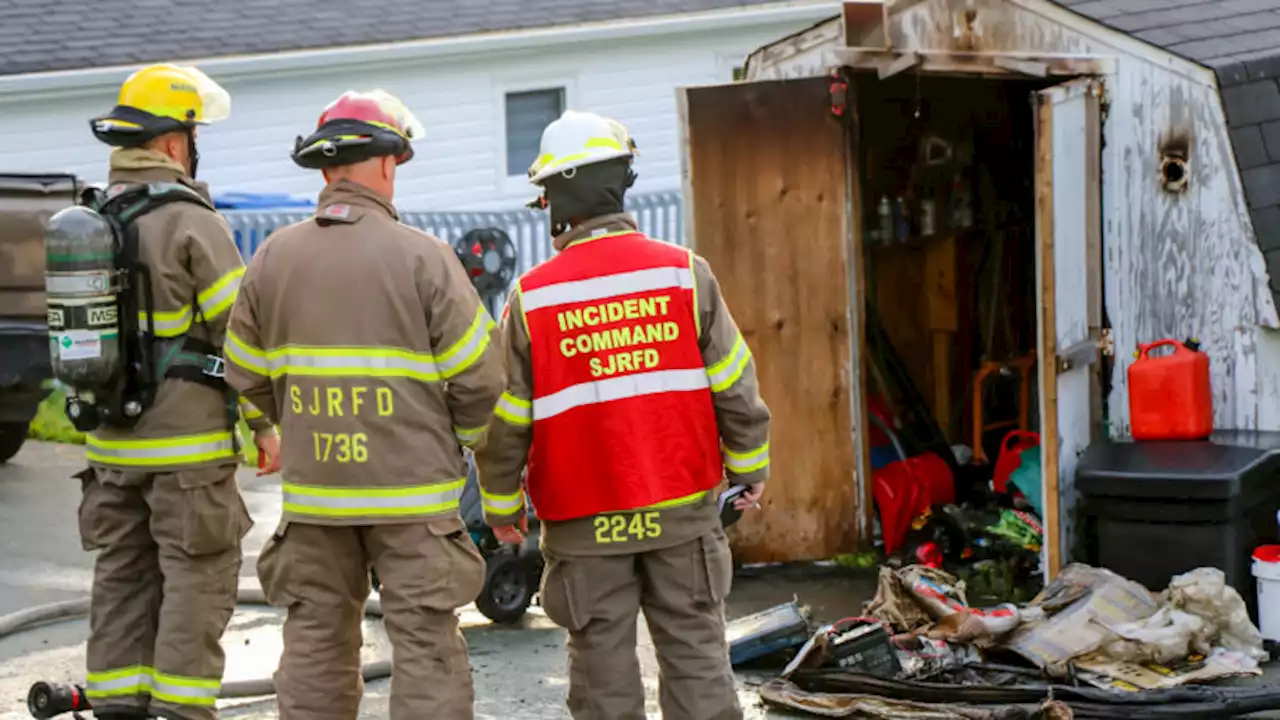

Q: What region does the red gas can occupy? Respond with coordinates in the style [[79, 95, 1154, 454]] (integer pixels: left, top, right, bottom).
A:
[[1127, 339, 1212, 441]]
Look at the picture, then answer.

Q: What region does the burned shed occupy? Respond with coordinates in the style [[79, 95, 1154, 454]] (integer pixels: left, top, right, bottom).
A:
[[677, 0, 1280, 573]]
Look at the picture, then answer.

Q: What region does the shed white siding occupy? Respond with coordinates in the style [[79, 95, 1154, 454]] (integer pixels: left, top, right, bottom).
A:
[[0, 18, 818, 211]]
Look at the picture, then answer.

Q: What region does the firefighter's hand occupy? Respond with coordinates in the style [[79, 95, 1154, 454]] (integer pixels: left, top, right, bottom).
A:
[[733, 482, 765, 511], [493, 515, 529, 545], [255, 430, 282, 476]]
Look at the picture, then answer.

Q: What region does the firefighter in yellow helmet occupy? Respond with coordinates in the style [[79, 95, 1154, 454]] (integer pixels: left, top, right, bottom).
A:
[[224, 89, 501, 718], [76, 64, 280, 720], [476, 109, 772, 719]]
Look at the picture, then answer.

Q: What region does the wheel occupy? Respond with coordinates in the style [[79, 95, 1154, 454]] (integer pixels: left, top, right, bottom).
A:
[[475, 552, 535, 624], [0, 422, 27, 464]]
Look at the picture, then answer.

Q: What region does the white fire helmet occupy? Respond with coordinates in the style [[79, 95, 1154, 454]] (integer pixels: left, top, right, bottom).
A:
[[527, 110, 638, 186]]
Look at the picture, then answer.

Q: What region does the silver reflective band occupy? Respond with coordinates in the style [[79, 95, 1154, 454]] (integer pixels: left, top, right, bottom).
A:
[[724, 443, 770, 473], [454, 425, 486, 445], [152, 678, 219, 701], [533, 368, 709, 420], [521, 266, 695, 312], [46, 271, 114, 297], [707, 336, 751, 392], [85, 432, 236, 464], [143, 306, 194, 336], [270, 351, 439, 377], [283, 481, 465, 513], [482, 491, 524, 514], [197, 275, 241, 317], [86, 673, 150, 694], [437, 311, 494, 378], [495, 393, 532, 423]]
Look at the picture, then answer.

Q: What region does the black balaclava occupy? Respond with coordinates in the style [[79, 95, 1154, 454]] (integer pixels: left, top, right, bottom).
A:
[[543, 157, 636, 237]]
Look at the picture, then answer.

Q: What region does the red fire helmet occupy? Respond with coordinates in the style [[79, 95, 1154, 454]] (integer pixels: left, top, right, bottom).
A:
[[291, 90, 424, 170]]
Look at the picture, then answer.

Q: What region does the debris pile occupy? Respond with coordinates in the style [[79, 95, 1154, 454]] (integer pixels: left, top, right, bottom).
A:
[[727, 562, 1280, 718]]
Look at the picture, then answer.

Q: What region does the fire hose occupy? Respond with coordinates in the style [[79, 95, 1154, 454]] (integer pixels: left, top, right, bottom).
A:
[[1, 587, 392, 718]]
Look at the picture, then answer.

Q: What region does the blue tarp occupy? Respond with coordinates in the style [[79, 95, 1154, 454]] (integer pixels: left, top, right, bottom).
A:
[[213, 192, 314, 210]]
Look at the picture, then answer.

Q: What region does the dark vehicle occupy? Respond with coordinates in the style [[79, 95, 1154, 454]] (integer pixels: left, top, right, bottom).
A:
[[0, 174, 81, 463]]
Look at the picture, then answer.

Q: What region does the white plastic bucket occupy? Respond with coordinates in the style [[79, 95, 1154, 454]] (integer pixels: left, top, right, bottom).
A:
[[1252, 545, 1280, 642]]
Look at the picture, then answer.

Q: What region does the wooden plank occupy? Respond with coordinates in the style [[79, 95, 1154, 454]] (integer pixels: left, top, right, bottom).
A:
[[1034, 89, 1061, 579], [840, 70, 875, 543], [684, 77, 858, 562]]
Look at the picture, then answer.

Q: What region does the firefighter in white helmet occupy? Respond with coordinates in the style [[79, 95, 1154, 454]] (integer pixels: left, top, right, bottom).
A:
[[477, 109, 772, 719]]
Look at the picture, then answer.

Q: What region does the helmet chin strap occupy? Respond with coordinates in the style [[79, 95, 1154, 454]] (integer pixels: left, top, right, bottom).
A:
[[185, 127, 199, 179]]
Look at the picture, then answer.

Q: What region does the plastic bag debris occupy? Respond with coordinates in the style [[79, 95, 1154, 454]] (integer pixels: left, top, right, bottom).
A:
[[1164, 567, 1267, 663], [1098, 606, 1209, 666]]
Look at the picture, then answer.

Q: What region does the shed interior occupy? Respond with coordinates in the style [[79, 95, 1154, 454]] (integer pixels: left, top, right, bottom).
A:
[[851, 72, 1066, 562]]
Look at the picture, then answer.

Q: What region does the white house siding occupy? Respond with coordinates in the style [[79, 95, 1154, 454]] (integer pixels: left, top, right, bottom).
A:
[[0, 16, 824, 212], [746, 0, 1280, 440]]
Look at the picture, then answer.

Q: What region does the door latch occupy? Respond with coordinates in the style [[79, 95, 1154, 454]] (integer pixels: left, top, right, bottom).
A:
[[1056, 328, 1113, 373]]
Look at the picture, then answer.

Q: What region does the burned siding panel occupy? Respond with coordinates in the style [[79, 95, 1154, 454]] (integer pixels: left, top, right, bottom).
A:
[[745, 0, 1280, 433]]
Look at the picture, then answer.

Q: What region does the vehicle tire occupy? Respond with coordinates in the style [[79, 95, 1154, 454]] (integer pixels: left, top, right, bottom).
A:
[[0, 423, 27, 464], [475, 552, 535, 624]]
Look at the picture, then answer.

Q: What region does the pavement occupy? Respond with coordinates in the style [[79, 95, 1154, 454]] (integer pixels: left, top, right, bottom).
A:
[[0, 441, 877, 719]]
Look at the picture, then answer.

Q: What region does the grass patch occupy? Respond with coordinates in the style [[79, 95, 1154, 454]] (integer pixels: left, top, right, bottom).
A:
[[31, 387, 259, 467]]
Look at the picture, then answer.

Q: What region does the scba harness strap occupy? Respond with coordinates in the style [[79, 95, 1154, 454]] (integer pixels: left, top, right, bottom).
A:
[[89, 182, 238, 425]]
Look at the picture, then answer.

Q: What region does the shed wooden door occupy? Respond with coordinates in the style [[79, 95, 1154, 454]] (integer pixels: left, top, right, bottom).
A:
[[678, 77, 869, 563], [1034, 78, 1104, 578]]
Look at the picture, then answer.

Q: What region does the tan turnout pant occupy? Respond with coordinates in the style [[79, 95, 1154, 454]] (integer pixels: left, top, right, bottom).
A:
[[256, 519, 486, 720], [77, 465, 250, 720], [540, 527, 741, 720]]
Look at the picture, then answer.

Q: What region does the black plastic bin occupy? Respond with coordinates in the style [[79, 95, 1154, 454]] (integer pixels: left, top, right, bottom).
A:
[[1076, 431, 1280, 622]]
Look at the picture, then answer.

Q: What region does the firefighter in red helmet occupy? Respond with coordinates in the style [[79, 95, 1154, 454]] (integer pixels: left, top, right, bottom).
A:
[[224, 90, 502, 719]]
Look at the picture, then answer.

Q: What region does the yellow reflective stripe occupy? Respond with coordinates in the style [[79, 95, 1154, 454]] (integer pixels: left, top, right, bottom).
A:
[[706, 335, 751, 393], [238, 398, 264, 421], [688, 250, 701, 338], [516, 280, 532, 344], [454, 424, 486, 447], [86, 665, 152, 697], [282, 480, 465, 518], [724, 442, 770, 474], [562, 229, 636, 250], [640, 490, 708, 510], [196, 266, 244, 320], [151, 670, 219, 707], [494, 392, 532, 426], [85, 666, 219, 706], [224, 329, 269, 376], [438, 306, 495, 379], [86, 431, 237, 467], [140, 305, 194, 338], [481, 488, 525, 515], [585, 136, 625, 151], [265, 345, 440, 381]]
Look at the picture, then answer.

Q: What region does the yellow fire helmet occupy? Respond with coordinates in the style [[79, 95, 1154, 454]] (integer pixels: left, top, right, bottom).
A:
[[90, 63, 231, 148], [527, 110, 638, 186]]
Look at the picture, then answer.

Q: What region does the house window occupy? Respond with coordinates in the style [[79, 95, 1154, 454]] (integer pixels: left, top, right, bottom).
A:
[[505, 88, 565, 177]]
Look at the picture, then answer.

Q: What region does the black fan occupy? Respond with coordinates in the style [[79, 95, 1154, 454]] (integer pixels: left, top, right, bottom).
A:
[[454, 228, 517, 301]]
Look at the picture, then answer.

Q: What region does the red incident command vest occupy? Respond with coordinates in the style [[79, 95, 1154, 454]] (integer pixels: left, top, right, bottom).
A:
[[518, 231, 722, 522]]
